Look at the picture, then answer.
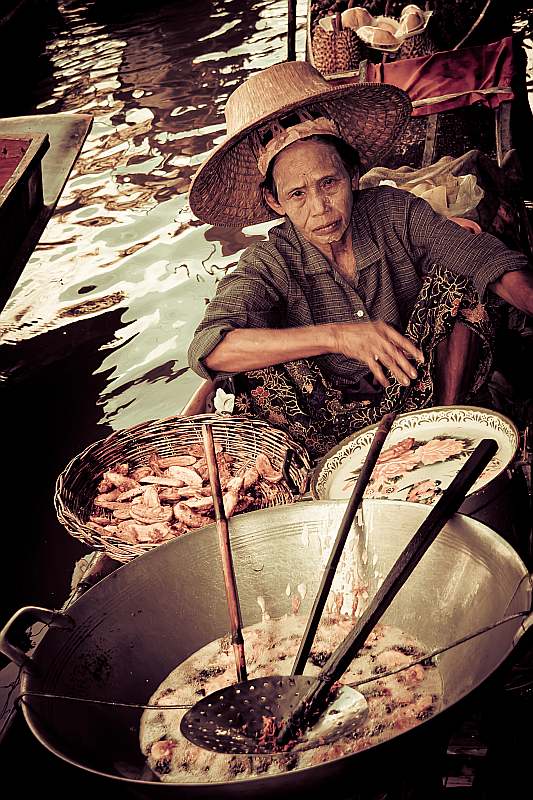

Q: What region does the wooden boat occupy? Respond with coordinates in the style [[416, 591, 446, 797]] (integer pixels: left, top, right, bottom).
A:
[[0, 113, 92, 313]]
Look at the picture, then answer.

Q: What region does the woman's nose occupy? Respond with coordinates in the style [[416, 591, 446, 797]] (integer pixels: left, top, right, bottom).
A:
[[309, 189, 330, 214]]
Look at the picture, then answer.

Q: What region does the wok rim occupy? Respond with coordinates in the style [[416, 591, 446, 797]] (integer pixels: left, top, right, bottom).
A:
[[19, 686, 474, 790], [19, 501, 532, 790]]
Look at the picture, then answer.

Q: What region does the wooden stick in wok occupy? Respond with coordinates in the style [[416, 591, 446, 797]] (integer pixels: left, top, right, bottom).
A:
[[291, 411, 397, 676], [202, 423, 247, 683]]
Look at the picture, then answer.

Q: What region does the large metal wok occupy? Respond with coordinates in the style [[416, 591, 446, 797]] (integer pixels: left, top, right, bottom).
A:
[[2, 500, 532, 799]]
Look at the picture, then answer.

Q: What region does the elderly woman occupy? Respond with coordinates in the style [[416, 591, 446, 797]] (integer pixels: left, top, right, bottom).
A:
[[187, 62, 533, 458]]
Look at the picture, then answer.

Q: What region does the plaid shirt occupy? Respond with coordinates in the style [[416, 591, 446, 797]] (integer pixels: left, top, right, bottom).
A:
[[188, 186, 527, 387]]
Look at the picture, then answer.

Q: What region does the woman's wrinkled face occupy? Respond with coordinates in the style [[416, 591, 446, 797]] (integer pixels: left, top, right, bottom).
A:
[[264, 139, 358, 249]]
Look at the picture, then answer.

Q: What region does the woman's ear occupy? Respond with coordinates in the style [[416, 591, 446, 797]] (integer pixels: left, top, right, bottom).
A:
[[262, 186, 284, 216], [351, 169, 360, 191]]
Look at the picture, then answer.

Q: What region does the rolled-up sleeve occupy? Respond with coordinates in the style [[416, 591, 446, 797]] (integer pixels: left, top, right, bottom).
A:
[[404, 193, 530, 299], [187, 243, 288, 379]]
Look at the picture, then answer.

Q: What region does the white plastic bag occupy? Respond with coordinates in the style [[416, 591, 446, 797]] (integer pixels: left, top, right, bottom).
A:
[[378, 172, 483, 218]]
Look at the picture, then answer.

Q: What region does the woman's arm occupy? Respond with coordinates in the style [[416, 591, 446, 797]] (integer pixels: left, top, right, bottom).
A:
[[404, 191, 531, 303], [489, 269, 533, 315], [188, 246, 287, 379], [205, 320, 423, 388]]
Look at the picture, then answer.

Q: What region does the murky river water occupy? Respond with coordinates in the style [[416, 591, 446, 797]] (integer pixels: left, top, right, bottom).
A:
[[1, 0, 306, 423], [0, 0, 307, 616]]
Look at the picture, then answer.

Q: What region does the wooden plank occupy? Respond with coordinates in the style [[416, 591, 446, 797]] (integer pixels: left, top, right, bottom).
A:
[[0, 112, 92, 313], [0, 113, 92, 206], [0, 0, 33, 32], [421, 113, 438, 167], [495, 100, 512, 167], [0, 137, 32, 190], [0, 132, 49, 292], [306, 0, 314, 65]]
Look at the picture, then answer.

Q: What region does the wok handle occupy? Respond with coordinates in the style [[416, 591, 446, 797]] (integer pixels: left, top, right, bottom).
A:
[[512, 609, 533, 649], [67, 552, 118, 605], [0, 606, 74, 670], [505, 610, 533, 695], [282, 447, 307, 495]]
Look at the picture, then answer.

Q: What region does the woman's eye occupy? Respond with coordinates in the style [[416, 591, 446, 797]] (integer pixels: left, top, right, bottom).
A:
[[290, 190, 304, 199], [323, 178, 336, 187]]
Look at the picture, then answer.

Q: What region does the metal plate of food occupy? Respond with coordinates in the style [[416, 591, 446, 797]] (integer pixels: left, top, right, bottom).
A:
[[311, 405, 518, 506]]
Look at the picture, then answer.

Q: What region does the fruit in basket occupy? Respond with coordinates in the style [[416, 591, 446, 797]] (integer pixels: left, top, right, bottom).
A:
[[372, 27, 397, 46], [356, 22, 399, 49], [312, 21, 363, 74], [342, 7, 374, 29], [399, 4, 426, 34], [375, 16, 399, 35]]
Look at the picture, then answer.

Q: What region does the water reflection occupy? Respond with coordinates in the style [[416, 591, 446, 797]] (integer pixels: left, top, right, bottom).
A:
[[0, 0, 307, 431]]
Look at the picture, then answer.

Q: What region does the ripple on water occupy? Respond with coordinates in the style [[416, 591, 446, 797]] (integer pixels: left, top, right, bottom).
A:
[[1, 1, 307, 429]]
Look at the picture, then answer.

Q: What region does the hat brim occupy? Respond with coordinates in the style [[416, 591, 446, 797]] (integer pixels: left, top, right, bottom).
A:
[[189, 81, 411, 228]]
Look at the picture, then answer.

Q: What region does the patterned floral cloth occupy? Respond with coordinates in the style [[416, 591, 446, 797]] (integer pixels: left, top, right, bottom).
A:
[[229, 265, 495, 459]]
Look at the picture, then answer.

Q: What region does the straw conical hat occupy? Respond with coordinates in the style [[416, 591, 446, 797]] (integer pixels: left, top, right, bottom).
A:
[[188, 61, 411, 227]]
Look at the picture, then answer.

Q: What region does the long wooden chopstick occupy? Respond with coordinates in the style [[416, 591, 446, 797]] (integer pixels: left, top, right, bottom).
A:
[[278, 438, 498, 747], [201, 424, 247, 683]]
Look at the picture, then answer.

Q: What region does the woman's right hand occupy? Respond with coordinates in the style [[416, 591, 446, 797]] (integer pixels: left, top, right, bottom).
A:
[[332, 320, 424, 388]]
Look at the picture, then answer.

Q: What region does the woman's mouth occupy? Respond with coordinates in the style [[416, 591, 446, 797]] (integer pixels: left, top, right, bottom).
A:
[[314, 220, 340, 234]]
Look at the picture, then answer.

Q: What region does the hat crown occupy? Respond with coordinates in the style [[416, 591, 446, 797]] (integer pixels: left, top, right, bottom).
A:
[[225, 62, 330, 136]]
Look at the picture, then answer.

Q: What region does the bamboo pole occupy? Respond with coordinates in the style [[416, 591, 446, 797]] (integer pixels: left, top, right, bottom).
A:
[[288, 0, 297, 61], [202, 424, 247, 683]]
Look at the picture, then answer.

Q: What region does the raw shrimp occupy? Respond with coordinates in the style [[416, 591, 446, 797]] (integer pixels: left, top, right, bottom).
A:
[[255, 453, 283, 483], [173, 502, 210, 529]]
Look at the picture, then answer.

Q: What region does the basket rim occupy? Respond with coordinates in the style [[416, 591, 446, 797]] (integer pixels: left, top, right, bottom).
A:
[[54, 413, 313, 562], [57, 412, 310, 476]]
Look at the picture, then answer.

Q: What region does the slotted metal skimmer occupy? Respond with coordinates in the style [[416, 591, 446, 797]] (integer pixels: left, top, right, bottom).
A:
[[180, 675, 368, 754], [181, 414, 397, 755]]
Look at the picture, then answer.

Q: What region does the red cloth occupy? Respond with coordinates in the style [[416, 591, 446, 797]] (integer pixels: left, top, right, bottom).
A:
[[361, 37, 515, 117], [0, 139, 30, 191]]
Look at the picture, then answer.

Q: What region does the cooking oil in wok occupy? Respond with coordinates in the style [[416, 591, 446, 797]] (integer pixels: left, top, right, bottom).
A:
[[140, 615, 443, 783]]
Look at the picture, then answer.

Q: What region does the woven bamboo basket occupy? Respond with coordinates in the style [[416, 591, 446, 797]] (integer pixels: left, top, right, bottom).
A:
[[55, 414, 312, 563]]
